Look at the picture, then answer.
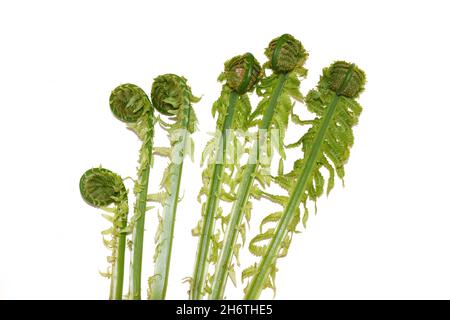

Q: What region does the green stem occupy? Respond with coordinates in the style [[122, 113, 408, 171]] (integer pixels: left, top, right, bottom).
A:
[[244, 65, 355, 300], [149, 91, 192, 300], [209, 73, 288, 300], [109, 208, 127, 300], [129, 113, 154, 300], [190, 91, 238, 300], [148, 163, 182, 299]]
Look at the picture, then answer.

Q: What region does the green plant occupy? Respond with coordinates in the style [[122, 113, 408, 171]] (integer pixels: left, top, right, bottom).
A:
[[209, 34, 308, 299], [80, 35, 366, 300], [190, 53, 262, 299], [79, 167, 128, 300], [243, 61, 366, 299], [109, 84, 155, 299], [147, 74, 199, 300]]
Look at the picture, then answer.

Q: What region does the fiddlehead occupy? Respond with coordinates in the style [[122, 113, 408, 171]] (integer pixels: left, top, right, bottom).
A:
[[243, 61, 366, 299], [110, 84, 147, 123], [110, 83, 155, 300], [220, 53, 262, 94], [80, 168, 125, 207], [147, 74, 199, 300], [265, 33, 307, 74], [249, 33, 308, 158], [322, 61, 365, 98], [190, 53, 262, 299], [209, 35, 308, 299], [79, 167, 129, 300]]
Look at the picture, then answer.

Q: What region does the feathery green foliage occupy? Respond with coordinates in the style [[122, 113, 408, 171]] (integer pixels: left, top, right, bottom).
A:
[[190, 53, 262, 299], [147, 74, 199, 300], [243, 61, 366, 299], [109, 83, 155, 300], [79, 167, 129, 300], [209, 34, 308, 299]]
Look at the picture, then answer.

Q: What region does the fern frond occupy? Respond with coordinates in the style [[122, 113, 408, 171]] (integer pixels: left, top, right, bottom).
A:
[[108, 83, 156, 300], [147, 74, 199, 300], [191, 53, 262, 300], [244, 61, 366, 299], [79, 167, 129, 300]]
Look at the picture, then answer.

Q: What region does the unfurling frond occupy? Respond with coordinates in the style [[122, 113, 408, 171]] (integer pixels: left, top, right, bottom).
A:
[[250, 34, 308, 157], [191, 53, 262, 300], [79, 167, 129, 300], [80, 167, 126, 208], [109, 82, 155, 300], [148, 74, 199, 300], [110, 84, 150, 123], [244, 61, 366, 299], [264, 33, 308, 74], [219, 53, 262, 94]]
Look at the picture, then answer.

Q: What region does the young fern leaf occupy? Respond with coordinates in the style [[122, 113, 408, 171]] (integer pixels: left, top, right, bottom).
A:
[[243, 61, 366, 299], [147, 74, 199, 300], [190, 53, 262, 300], [209, 34, 308, 299], [79, 167, 129, 300], [110, 84, 155, 299]]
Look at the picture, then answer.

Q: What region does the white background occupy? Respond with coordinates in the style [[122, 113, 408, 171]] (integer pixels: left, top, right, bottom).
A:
[[1, 0, 449, 300]]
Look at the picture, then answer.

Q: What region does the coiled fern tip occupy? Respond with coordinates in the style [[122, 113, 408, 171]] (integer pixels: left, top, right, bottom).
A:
[[79, 167, 125, 208], [322, 61, 366, 98], [265, 34, 308, 74], [110, 84, 151, 123], [220, 53, 262, 94], [151, 73, 200, 116]]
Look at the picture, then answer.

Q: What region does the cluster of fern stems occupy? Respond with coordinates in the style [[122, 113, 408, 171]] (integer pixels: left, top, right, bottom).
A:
[[79, 34, 366, 300]]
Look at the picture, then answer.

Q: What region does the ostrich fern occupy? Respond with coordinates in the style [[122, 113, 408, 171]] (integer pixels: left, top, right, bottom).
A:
[[79, 36, 366, 300], [190, 53, 262, 299], [244, 61, 366, 299], [79, 167, 128, 300], [109, 84, 155, 299], [147, 74, 199, 300]]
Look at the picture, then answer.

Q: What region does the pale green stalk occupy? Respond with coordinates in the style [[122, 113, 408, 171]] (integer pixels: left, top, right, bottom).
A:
[[109, 201, 128, 300], [190, 92, 238, 299], [148, 74, 198, 300], [129, 112, 154, 300]]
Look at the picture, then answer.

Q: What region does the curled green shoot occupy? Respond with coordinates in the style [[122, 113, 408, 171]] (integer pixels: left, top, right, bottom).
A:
[[147, 74, 199, 300], [244, 61, 366, 299], [109, 84, 155, 300], [79, 167, 128, 300]]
